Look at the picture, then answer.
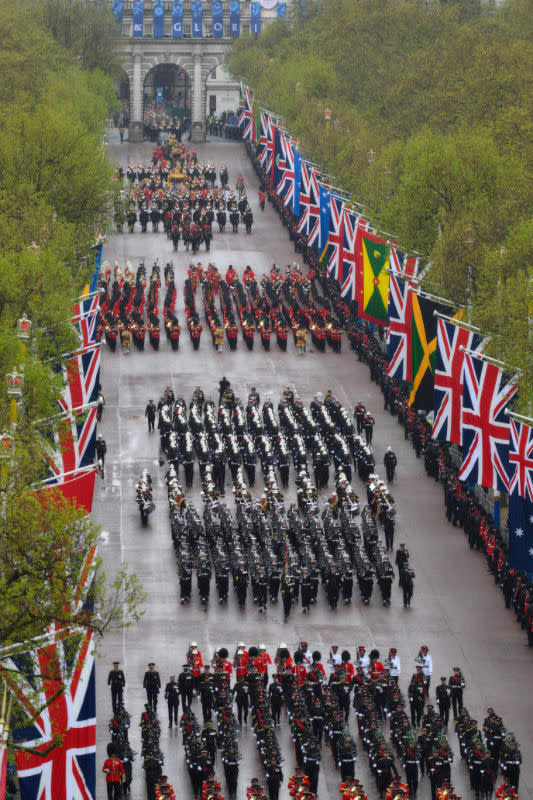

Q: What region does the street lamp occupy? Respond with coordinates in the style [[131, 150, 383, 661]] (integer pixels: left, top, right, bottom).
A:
[[367, 148, 375, 164], [324, 107, 331, 126], [17, 314, 31, 341], [6, 368, 23, 429], [464, 227, 475, 324]]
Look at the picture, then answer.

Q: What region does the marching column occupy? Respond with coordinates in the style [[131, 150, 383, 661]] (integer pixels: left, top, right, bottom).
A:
[[129, 52, 143, 143], [191, 46, 205, 143]]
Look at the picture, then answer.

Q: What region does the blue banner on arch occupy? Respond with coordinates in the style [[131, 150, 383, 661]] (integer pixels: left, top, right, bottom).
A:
[[192, 0, 203, 37], [212, 1, 223, 38], [250, 1, 261, 35], [229, 0, 240, 37], [277, 2, 287, 17], [172, 1, 183, 37], [132, 0, 144, 37], [112, 0, 124, 26], [153, 0, 164, 37]]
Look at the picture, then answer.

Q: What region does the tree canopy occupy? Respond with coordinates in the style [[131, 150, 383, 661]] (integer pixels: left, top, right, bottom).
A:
[[229, 0, 533, 407]]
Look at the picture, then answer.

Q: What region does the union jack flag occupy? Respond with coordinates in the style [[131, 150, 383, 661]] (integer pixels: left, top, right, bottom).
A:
[[275, 130, 295, 205], [459, 352, 518, 491], [297, 162, 320, 244], [257, 111, 270, 168], [54, 407, 99, 473], [237, 82, 256, 141], [58, 346, 100, 416], [264, 116, 276, 178], [386, 275, 415, 380], [0, 548, 97, 800], [508, 417, 533, 501], [72, 295, 100, 348], [433, 319, 484, 444], [324, 195, 345, 281], [340, 211, 369, 301]]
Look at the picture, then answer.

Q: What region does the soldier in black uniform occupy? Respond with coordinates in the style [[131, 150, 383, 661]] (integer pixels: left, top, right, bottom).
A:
[[268, 675, 283, 725], [354, 402, 366, 435], [178, 663, 194, 711], [164, 674, 180, 727], [395, 542, 409, 575], [378, 557, 394, 606], [107, 661, 125, 712], [143, 663, 161, 712], [233, 677, 249, 724], [400, 564, 415, 607], [448, 667, 465, 717], [199, 666, 214, 722], [435, 676, 451, 725]]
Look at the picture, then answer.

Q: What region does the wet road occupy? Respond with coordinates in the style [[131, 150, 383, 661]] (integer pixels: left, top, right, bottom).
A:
[[94, 130, 533, 800]]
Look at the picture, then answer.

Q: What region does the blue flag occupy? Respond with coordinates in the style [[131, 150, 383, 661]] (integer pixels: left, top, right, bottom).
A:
[[250, 1, 261, 35], [132, 0, 144, 37], [192, 0, 203, 37], [212, 1, 223, 37], [172, 0, 183, 37], [277, 2, 287, 17], [293, 151, 302, 216], [89, 244, 103, 293], [156, 86, 164, 103], [153, 0, 164, 37], [271, 125, 284, 192], [319, 185, 331, 253], [112, 0, 124, 25], [229, 0, 240, 37], [508, 494, 533, 574]]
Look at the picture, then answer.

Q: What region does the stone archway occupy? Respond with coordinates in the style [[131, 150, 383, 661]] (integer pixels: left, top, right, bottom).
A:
[[204, 61, 240, 121]]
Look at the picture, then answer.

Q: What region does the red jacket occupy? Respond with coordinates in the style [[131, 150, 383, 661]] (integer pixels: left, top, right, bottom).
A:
[[102, 757, 125, 783]]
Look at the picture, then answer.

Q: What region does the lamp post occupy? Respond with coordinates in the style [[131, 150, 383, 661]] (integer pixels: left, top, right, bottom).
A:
[[367, 148, 375, 164], [464, 227, 475, 325], [0, 431, 12, 519], [324, 107, 331, 127], [6, 368, 23, 429]]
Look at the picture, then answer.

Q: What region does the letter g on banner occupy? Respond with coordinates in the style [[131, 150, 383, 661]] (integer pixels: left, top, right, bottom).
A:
[[172, 0, 183, 38]]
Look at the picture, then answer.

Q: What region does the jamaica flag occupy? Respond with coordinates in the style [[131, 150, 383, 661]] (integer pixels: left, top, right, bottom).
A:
[[408, 293, 459, 410], [356, 232, 390, 326]]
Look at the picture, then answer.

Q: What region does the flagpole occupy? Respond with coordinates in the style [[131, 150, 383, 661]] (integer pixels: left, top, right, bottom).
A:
[[34, 401, 99, 428], [460, 346, 523, 376], [73, 289, 101, 302], [505, 409, 533, 425], [37, 463, 97, 488], [433, 311, 482, 333]]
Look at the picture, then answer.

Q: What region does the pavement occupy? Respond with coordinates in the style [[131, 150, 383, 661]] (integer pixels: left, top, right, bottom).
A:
[[94, 129, 533, 800]]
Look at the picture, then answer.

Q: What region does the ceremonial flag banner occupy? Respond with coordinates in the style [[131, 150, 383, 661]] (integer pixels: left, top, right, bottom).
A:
[[408, 293, 454, 410], [172, 0, 183, 37], [508, 417, 533, 501], [153, 0, 164, 37], [277, 2, 287, 15], [229, 0, 240, 36], [251, 1, 261, 34], [112, 0, 124, 25], [355, 232, 390, 325], [508, 493, 533, 572], [318, 185, 331, 255], [132, 0, 144, 37], [237, 84, 255, 140], [258, 111, 269, 166], [386, 275, 414, 381], [340, 212, 368, 302], [271, 125, 284, 190], [433, 319, 483, 444], [192, 0, 203, 37], [458, 353, 517, 491], [212, 1, 223, 37], [322, 195, 345, 278], [2, 552, 97, 800], [292, 150, 302, 217], [58, 346, 101, 415], [39, 467, 97, 515], [298, 163, 320, 245], [72, 295, 100, 348]]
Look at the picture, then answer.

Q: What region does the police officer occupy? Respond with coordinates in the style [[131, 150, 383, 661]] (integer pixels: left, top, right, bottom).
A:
[[96, 434, 107, 467], [164, 674, 180, 727], [384, 446, 397, 483], [145, 399, 156, 432], [107, 661, 125, 712]]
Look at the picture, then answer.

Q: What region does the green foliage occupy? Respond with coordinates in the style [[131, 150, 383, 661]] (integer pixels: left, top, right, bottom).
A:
[[0, 0, 146, 666], [229, 0, 533, 408]]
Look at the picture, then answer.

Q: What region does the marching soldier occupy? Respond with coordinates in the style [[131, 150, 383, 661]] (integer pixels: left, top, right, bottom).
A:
[[107, 661, 125, 712], [164, 674, 180, 727], [384, 446, 397, 482], [143, 662, 161, 712], [448, 667, 465, 718], [435, 676, 451, 726]]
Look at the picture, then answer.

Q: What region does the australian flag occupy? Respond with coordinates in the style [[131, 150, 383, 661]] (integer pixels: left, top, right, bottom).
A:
[[508, 493, 533, 573]]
